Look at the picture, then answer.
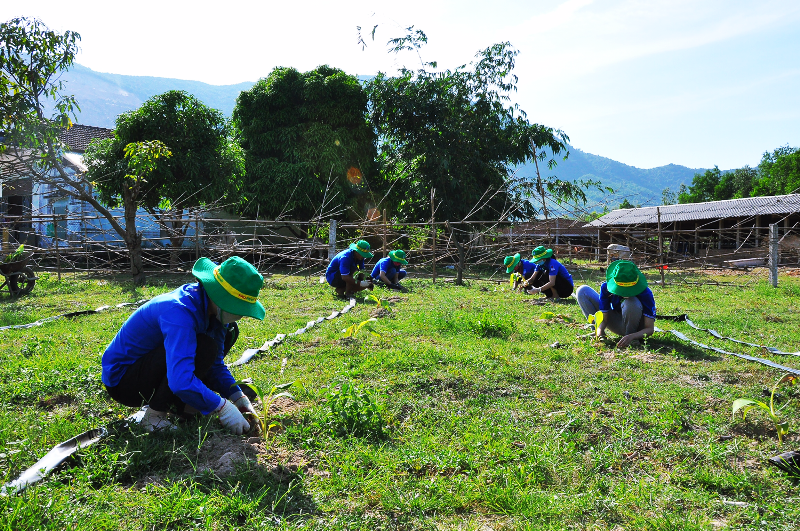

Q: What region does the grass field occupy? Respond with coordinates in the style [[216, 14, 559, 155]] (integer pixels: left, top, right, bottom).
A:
[[1, 268, 800, 530]]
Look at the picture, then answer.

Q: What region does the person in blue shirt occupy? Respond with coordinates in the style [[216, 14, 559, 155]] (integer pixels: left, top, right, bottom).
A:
[[102, 256, 265, 433], [371, 249, 408, 290], [576, 259, 657, 348], [326, 239, 374, 297], [504, 253, 537, 291], [524, 246, 574, 298]]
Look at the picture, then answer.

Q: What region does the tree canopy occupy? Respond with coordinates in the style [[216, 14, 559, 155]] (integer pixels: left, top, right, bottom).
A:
[[366, 34, 573, 222], [84, 90, 244, 212], [232, 65, 376, 220], [677, 145, 800, 204]]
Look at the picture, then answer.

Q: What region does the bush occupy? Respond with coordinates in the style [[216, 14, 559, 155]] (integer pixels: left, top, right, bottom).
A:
[[325, 381, 388, 439]]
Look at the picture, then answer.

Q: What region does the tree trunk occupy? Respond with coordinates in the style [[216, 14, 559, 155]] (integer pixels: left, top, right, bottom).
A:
[[123, 183, 145, 285]]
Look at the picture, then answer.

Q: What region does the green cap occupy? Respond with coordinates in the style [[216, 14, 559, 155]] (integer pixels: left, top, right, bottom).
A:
[[504, 253, 521, 273], [349, 240, 374, 259], [192, 256, 265, 320], [606, 260, 648, 298], [388, 249, 408, 265], [532, 246, 553, 263]]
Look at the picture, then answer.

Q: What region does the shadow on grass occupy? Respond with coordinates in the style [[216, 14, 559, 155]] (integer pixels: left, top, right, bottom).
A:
[[650, 336, 723, 362]]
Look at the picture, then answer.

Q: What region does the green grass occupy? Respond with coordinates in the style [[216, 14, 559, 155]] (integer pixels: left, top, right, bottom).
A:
[[1, 269, 800, 529]]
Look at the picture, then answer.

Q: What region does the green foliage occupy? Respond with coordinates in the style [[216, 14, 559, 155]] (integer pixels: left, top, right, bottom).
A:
[[342, 317, 381, 338], [231, 380, 295, 437], [0, 18, 80, 158], [367, 33, 574, 222], [2, 244, 24, 263], [123, 141, 172, 183], [324, 381, 388, 439], [232, 65, 376, 219], [733, 373, 797, 443], [618, 198, 640, 209], [84, 90, 244, 211], [754, 145, 800, 196], [368, 294, 392, 312]]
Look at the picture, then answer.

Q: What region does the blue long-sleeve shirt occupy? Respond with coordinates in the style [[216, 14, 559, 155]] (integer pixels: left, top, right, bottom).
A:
[[101, 283, 240, 414], [326, 249, 365, 284]]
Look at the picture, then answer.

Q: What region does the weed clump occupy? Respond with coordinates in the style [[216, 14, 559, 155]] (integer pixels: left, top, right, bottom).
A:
[[324, 381, 389, 439]]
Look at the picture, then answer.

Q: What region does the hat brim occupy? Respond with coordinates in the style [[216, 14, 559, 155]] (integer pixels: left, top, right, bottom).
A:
[[606, 271, 648, 298], [192, 257, 266, 320], [505, 254, 521, 274], [349, 243, 374, 259], [389, 253, 408, 265], [532, 249, 554, 262]]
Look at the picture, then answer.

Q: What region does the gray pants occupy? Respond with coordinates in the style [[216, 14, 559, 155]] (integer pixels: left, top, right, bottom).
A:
[[576, 285, 644, 336]]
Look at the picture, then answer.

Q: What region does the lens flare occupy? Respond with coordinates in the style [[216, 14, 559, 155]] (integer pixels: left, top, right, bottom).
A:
[[347, 167, 363, 185]]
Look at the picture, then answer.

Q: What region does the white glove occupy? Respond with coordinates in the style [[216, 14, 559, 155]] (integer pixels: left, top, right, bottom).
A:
[[214, 398, 250, 435], [229, 391, 258, 418]]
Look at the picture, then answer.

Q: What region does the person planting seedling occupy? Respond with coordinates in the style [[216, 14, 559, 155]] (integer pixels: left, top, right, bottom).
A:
[[371, 249, 409, 290], [503, 252, 537, 292], [101, 256, 265, 433], [576, 259, 656, 348], [326, 239, 375, 298], [522, 246, 575, 299]]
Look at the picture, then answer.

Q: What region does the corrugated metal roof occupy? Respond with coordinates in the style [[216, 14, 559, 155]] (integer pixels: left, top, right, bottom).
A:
[[586, 194, 800, 227]]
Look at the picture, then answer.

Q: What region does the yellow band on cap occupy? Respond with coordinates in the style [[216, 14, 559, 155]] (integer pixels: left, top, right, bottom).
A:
[[533, 252, 547, 261], [214, 266, 257, 304], [615, 279, 639, 287], [357, 243, 370, 252]]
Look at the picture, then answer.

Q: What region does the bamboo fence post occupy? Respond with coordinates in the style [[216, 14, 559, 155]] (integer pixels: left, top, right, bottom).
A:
[[431, 189, 436, 283], [657, 207, 665, 285], [382, 209, 387, 258], [54, 215, 61, 281], [194, 214, 200, 261]]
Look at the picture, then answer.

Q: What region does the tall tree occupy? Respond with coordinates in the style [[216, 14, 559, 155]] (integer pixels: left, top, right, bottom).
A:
[[84, 90, 245, 277], [366, 30, 580, 222], [232, 65, 376, 220], [754, 145, 800, 196], [0, 17, 148, 282]]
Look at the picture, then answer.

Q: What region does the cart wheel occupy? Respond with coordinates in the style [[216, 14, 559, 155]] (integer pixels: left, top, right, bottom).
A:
[[8, 266, 35, 296]]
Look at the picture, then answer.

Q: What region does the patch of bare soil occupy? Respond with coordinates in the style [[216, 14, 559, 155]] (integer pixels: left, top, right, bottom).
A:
[[37, 394, 75, 409], [631, 352, 663, 363], [369, 307, 391, 319], [385, 296, 406, 303]]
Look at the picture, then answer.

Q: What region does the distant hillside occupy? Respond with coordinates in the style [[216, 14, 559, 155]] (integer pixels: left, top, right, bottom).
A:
[[514, 147, 711, 209], [62, 64, 255, 127], [61, 64, 708, 207]]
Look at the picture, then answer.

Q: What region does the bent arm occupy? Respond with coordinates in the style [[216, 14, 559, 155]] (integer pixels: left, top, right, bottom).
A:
[[617, 317, 655, 348]]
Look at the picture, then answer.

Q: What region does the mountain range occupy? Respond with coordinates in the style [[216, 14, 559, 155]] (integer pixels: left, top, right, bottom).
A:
[[62, 64, 709, 208]]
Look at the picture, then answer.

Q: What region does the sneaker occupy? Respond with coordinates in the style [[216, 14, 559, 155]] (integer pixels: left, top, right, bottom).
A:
[[139, 406, 178, 432]]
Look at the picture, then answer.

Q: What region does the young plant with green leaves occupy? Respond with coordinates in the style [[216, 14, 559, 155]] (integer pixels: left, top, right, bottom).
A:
[[342, 317, 381, 339], [2, 244, 24, 263], [733, 373, 798, 443], [325, 381, 389, 439], [368, 294, 393, 312], [231, 380, 296, 437]]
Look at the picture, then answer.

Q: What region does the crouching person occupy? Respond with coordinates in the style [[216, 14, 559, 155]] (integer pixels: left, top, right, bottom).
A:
[[101, 256, 265, 433], [576, 260, 656, 348], [326, 240, 374, 297], [504, 252, 537, 291], [526, 246, 574, 298], [371, 249, 408, 290]]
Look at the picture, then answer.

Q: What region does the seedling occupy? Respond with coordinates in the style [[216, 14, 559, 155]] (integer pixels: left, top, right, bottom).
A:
[[733, 373, 797, 443], [509, 272, 522, 288], [3, 244, 24, 263], [325, 381, 388, 439], [368, 294, 393, 312], [342, 317, 381, 338], [231, 380, 296, 437]]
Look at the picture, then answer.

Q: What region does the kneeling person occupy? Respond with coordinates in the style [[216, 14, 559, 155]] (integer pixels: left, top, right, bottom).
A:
[[526, 246, 574, 298], [576, 260, 656, 348], [504, 252, 537, 291], [102, 256, 264, 433], [371, 249, 408, 289], [326, 240, 374, 297]]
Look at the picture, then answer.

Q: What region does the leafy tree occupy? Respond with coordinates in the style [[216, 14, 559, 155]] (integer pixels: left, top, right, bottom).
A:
[[754, 145, 800, 196], [678, 166, 723, 203], [618, 198, 640, 209], [661, 187, 677, 205], [232, 65, 376, 220], [366, 30, 578, 222], [0, 18, 148, 283], [84, 90, 244, 276]]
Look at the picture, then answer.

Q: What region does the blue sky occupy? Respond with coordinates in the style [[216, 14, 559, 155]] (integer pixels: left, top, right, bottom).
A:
[[4, 0, 799, 170]]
